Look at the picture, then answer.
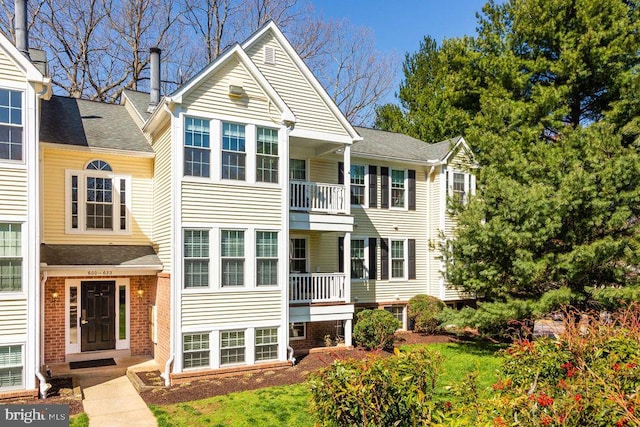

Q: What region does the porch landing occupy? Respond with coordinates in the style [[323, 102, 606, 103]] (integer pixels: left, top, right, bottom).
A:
[[49, 355, 159, 426]]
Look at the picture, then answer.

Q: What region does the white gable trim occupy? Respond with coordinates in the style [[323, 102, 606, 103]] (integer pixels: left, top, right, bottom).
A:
[[441, 137, 477, 167], [0, 32, 47, 83], [242, 22, 362, 143], [167, 44, 295, 124]]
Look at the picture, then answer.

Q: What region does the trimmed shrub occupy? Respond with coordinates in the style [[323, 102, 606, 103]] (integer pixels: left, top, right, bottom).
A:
[[408, 294, 446, 333], [353, 309, 400, 350], [308, 347, 443, 426]]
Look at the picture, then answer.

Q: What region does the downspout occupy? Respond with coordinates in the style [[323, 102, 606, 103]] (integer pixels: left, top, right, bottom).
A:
[[160, 355, 173, 387], [36, 271, 51, 398], [287, 345, 296, 366]]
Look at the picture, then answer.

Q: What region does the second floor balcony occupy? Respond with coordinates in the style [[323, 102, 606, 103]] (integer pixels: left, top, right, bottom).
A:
[[289, 272, 347, 304], [290, 181, 347, 215]]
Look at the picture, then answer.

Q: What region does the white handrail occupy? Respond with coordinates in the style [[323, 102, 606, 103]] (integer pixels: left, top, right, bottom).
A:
[[290, 181, 347, 214], [289, 273, 346, 303]]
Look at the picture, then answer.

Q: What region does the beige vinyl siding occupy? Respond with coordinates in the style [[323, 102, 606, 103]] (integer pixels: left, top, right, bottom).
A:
[[0, 48, 25, 82], [182, 182, 281, 225], [0, 300, 27, 337], [182, 56, 281, 125], [309, 157, 340, 185], [426, 167, 444, 298], [245, 33, 347, 137], [0, 167, 27, 216], [42, 147, 154, 244], [348, 159, 428, 303], [152, 124, 173, 272], [181, 291, 281, 327]]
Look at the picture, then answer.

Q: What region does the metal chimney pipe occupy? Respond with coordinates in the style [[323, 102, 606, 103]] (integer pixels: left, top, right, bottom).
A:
[[15, 0, 29, 58], [148, 47, 161, 110]]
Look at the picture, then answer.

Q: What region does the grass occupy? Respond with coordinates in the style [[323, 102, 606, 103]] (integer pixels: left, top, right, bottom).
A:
[[150, 341, 504, 427], [70, 413, 89, 427]]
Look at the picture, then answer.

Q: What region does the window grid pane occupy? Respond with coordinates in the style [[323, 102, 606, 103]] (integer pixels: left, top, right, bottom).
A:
[[0, 224, 21, 292], [391, 169, 405, 207], [289, 159, 306, 180], [391, 240, 404, 278], [86, 177, 113, 229], [290, 238, 306, 273], [184, 118, 211, 177], [453, 172, 466, 203], [257, 231, 278, 286], [0, 89, 22, 161], [183, 333, 210, 369], [184, 230, 209, 288], [222, 230, 244, 287], [351, 239, 365, 279], [255, 328, 278, 361], [350, 165, 365, 205], [221, 331, 245, 365], [0, 345, 22, 389], [71, 175, 78, 229], [222, 123, 246, 180]]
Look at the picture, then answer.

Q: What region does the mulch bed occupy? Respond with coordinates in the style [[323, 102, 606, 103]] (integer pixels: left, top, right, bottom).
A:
[[140, 332, 458, 406], [1, 377, 84, 416]]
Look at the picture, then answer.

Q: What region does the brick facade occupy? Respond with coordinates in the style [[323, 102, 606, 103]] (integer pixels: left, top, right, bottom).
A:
[[289, 320, 342, 351], [43, 275, 157, 364], [153, 273, 171, 369]]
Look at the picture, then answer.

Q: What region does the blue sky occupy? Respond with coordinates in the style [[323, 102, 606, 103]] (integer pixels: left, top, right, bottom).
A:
[[314, 0, 490, 108]]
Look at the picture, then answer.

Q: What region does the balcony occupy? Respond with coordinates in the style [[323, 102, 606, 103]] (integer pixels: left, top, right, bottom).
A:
[[290, 181, 347, 214], [289, 273, 346, 304]]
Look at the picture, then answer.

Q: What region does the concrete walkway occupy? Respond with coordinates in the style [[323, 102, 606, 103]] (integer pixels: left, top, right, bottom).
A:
[[51, 356, 158, 427], [80, 373, 157, 427]]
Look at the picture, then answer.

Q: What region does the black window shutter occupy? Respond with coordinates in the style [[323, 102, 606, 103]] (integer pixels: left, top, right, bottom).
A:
[[408, 169, 416, 211], [381, 238, 389, 280], [368, 165, 377, 208], [408, 239, 416, 280], [338, 162, 344, 185], [381, 167, 389, 209], [368, 237, 377, 280], [338, 237, 344, 273]]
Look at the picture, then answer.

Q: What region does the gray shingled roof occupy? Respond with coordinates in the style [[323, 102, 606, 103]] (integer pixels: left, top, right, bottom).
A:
[[28, 48, 47, 76], [40, 96, 153, 153], [354, 127, 462, 164], [41, 244, 162, 267], [122, 89, 153, 122]]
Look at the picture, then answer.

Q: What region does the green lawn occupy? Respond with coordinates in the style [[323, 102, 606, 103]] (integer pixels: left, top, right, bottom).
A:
[[70, 413, 89, 427], [150, 342, 504, 427]]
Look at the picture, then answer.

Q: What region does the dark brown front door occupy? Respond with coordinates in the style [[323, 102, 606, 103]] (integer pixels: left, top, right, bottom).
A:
[[81, 281, 116, 352]]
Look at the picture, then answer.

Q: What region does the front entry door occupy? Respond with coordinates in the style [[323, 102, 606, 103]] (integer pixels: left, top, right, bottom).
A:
[[80, 281, 116, 352]]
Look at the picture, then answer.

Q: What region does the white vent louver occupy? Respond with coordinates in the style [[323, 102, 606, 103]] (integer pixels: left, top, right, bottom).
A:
[[264, 46, 276, 65]]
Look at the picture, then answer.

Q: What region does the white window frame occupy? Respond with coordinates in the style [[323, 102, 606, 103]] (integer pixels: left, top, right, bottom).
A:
[[220, 329, 246, 366], [289, 158, 307, 181], [350, 237, 369, 281], [390, 238, 407, 280], [0, 222, 23, 294], [255, 327, 279, 362], [390, 168, 407, 210], [221, 122, 247, 181], [350, 164, 367, 206], [0, 344, 24, 391], [384, 305, 406, 330], [289, 322, 306, 340], [256, 230, 278, 287], [182, 332, 211, 370], [256, 127, 279, 183], [446, 168, 474, 205], [220, 229, 245, 288], [184, 116, 211, 178], [65, 164, 131, 235], [0, 88, 23, 164], [183, 229, 210, 289]]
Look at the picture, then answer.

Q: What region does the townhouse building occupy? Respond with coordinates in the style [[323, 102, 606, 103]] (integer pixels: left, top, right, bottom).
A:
[[0, 6, 475, 398]]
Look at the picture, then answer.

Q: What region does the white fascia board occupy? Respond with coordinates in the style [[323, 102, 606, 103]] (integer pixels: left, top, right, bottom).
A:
[[121, 91, 146, 124], [242, 22, 361, 143], [350, 152, 443, 167], [441, 136, 478, 166], [0, 33, 47, 84]]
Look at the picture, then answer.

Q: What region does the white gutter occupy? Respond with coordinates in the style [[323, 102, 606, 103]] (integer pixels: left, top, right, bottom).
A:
[[37, 272, 51, 398]]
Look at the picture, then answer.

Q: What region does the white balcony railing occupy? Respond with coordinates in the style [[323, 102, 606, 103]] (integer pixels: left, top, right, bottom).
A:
[[290, 181, 347, 214], [289, 273, 346, 303]]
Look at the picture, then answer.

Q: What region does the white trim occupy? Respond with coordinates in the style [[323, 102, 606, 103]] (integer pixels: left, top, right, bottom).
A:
[[0, 220, 26, 299], [0, 342, 25, 392], [288, 322, 306, 341], [349, 163, 368, 208], [389, 168, 408, 211], [389, 238, 409, 282], [349, 236, 369, 282], [289, 128, 353, 144], [40, 266, 161, 277], [0, 32, 47, 83], [242, 22, 361, 142]]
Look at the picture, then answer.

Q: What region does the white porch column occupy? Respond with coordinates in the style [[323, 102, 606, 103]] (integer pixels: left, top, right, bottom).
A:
[[343, 231, 351, 303], [343, 144, 351, 215], [344, 319, 353, 347]]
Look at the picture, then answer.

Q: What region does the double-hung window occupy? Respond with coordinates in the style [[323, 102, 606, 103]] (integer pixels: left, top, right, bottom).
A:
[[221, 230, 244, 287], [290, 238, 307, 273], [184, 118, 210, 177], [222, 123, 246, 180], [183, 333, 209, 369], [0, 345, 22, 390], [256, 127, 278, 183], [453, 172, 466, 203], [69, 160, 129, 233], [184, 230, 209, 288], [0, 224, 21, 292], [350, 165, 366, 205], [289, 159, 306, 180], [255, 328, 278, 361], [391, 169, 406, 208], [256, 231, 277, 286], [220, 330, 245, 365], [351, 239, 366, 279], [0, 89, 22, 161], [391, 240, 405, 279]]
